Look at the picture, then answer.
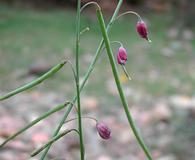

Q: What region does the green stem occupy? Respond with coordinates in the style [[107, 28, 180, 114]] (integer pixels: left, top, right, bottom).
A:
[[0, 102, 70, 147], [65, 116, 98, 124], [76, 0, 85, 159], [80, 2, 100, 12], [31, 129, 78, 157], [0, 61, 67, 101], [115, 11, 142, 22], [40, 0, 123, 158], [96, 9, 153, 160]]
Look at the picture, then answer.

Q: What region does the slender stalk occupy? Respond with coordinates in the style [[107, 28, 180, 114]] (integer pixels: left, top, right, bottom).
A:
[[115, 11, 142, 21], [65, 116, 98, 124], [75, 0, 85, 159], [40, 1, 123, 158], [121, 64, 132, 80], [0, 102, 70, 147], [80, 2, 100, 12], [111, 41, 123, 47], [0, 61, 67, 101], [96, 9, 153, 160], [31, 129, 79, 157]]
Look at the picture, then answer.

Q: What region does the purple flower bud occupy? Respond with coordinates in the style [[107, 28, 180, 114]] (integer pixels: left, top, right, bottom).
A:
[[96, 122, 111, 140], [117, 47, 127, 65], [136, 20, 149, 41]]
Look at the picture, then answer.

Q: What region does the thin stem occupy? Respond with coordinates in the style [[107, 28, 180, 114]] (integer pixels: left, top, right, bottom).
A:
[[76, 0, 85, 159], [99, 41, 124, 53], [115, 11, 142, 22], [111, 41, 123, 47], [96, 9, 153, 160], [65, 116, 98, 124], [40, 0, 123, 157], [31, 129, 79, 157], [80, 2, 100, 12], [0, 61, 67, 101], [0, 102, 70, 147], [121, 64, 132, 80]]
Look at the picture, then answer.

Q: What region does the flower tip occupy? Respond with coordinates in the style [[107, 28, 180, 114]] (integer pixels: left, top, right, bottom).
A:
[[128, 76, 132, 80]]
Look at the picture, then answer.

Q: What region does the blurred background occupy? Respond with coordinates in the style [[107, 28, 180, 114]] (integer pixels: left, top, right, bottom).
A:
[[0, 0, 195, 160]]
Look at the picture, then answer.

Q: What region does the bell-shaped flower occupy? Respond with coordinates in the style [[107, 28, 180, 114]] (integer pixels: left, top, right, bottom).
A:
[[117, 46, 127, 65], [136, 20, 151, 42], [96, 122, 111, 140]]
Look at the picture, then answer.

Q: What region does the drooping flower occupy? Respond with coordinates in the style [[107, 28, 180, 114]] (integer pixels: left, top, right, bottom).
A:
[[136, 20, 150, 42], [96, 122, 111, 140], [117, 46, 127, 65]]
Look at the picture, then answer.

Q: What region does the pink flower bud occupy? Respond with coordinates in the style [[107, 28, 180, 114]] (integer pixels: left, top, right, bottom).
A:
[[136, 20, 150, 41], [117, 47, 127, 65], [96, 122, 111, 140]]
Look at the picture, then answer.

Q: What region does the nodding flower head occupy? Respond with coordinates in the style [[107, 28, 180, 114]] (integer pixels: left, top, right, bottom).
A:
[[117, 46, 127, 65], [136, 20, 150, 41], [96, 122, 111, 140]]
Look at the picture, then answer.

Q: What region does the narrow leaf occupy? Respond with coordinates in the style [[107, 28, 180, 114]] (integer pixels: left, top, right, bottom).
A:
[[0, 102, 70, 147], [0, 61, 66, 101], [31, 129, 76, 157]]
